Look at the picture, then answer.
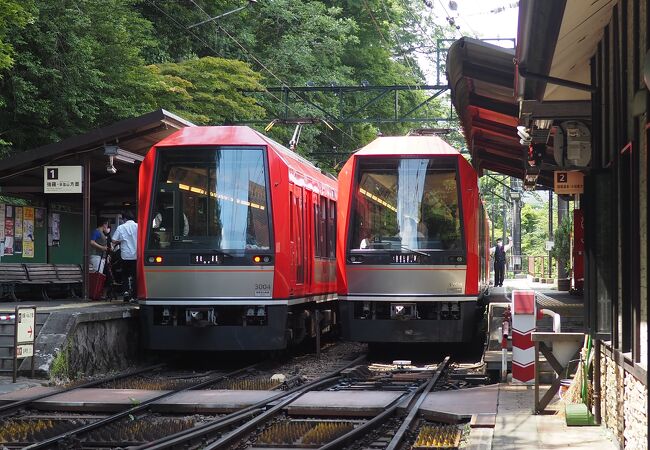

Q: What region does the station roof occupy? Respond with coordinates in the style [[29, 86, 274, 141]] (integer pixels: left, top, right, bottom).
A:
[[0, 109, 193, 206], [447, 1, 615, 189], [446, 38, 529, 182]]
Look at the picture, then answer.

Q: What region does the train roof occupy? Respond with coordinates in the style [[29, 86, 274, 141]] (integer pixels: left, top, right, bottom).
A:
[[352, 135, 462, 157], [152, 125, 337, 186]]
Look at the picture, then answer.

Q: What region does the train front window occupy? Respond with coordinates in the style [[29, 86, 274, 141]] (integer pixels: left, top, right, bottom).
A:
[[148, 147, 271, 251], [350, 157, 462, 252]]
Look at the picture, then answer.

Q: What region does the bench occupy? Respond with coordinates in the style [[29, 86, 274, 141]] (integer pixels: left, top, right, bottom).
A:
[[24, 263, 83, 300], [54, 264, 82, 298], [0, 264, 30, 301], [0, 263, 84, 301]]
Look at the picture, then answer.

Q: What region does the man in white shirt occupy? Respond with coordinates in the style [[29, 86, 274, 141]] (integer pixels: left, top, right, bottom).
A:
[[112, 210, 138, 301]]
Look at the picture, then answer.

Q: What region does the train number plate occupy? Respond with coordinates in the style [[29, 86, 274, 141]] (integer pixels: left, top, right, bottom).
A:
[[191, 254, 222, 265]]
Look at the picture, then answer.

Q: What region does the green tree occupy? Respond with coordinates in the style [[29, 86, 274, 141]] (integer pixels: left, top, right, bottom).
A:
[[0, 0, 160, 151], [0, 0, 33, 74], [147, 56, 265, 124], [0, 1, 266, 153]]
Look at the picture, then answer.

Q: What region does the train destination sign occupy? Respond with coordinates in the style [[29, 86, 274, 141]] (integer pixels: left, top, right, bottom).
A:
[[554, 170, 584, 194], [44, 166, 83, 193]]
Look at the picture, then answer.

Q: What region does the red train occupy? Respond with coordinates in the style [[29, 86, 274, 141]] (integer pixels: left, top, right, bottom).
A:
[[137, 126, 338, 351], [336, 135, 490, 343]]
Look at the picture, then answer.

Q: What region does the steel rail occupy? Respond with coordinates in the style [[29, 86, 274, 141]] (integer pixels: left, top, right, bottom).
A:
[[385, 356, 451, 450], [22, 363, 259, 450], [0, 363, 166, 419], [130, 354, 367, 450], [319, 356, 450, 450], [205, 376, 339, 449]]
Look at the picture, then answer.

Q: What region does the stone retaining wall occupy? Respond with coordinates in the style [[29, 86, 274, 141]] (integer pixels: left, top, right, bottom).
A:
[[26, 306, 140, 379], [68, 318, 139, 377], [600, 351, 647, 449]]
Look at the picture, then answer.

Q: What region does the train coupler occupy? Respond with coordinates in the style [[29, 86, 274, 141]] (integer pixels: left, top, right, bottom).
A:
[[185, 308, 217, 327]]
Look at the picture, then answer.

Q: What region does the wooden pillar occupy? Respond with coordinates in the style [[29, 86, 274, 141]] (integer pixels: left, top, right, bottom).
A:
[[82, 156, 91, 300]]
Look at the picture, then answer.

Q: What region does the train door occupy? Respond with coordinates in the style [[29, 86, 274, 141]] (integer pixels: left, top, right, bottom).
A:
[[290, 184, 306, 292], [305, 189, 314, 293]]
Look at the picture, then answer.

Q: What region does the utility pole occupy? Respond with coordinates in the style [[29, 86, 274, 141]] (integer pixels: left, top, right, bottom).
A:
[[548, 190, 553, 278], [502, 183, 508, 243], [557, 196, 569, 279], [511, 178, 522, 275]]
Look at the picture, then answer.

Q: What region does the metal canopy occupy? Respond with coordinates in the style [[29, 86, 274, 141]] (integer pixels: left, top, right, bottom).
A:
[[0, 109, 193, 205], [446, 38, 547, 184]]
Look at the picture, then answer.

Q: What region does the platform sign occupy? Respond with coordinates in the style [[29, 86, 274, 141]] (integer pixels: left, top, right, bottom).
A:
[[16, 344, 33, 358], [44, 166, 83, 193], [16, 308, 35, 343], [554, 171, 584, 194], [13, 305, 36, 382]]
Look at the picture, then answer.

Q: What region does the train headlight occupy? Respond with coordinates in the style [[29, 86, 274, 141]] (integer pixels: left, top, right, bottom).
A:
[[148, 256, 164, 264], [252, 255, 272, 264]]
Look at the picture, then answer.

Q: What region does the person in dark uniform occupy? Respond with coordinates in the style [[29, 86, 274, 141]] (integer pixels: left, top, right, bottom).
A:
[[490, 236, 513, 287]]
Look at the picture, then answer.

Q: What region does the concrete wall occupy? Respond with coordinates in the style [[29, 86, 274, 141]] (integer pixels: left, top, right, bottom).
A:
[[27, 306, 140, 379], [68, 318, 139, 377], [600, 350, 647, 449]]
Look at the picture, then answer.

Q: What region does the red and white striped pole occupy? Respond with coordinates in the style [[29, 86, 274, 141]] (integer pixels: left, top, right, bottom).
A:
[[501, 306, 511, 382], [511, 290, 536, 384]]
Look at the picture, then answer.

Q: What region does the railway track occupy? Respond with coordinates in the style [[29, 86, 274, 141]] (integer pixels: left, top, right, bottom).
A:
[[0, 348, 480, 449], [0, 364, 166, 419], [0, 363, 259, 449], [0, 344, 367, 449], [126, 354, 367, 450]]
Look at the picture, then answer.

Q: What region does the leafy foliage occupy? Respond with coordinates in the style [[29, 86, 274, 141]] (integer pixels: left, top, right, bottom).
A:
[[147, 57, 265, 124], [0, 0, 460, 165], [0, 0, 33, 73], [550, 215, 572, 271]]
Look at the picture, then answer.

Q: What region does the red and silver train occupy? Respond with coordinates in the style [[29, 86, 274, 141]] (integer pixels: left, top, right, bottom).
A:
[[336, 135, 490, 344], [137, 126, 338, 351]]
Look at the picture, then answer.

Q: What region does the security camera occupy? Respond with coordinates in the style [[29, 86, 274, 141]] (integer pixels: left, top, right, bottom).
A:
[[106, 156, 117, 174], [105, 155, 117, 174]]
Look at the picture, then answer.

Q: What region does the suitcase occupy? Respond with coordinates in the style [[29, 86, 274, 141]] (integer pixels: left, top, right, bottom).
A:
[[89, 271, 106, 300], [89, 253, 107, 300]]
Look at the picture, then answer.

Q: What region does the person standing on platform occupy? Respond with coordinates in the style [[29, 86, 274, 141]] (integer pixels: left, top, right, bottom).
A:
[[112, 210, 138, 302], [89, 219, 110, 273], [490, 236, 513, 287]]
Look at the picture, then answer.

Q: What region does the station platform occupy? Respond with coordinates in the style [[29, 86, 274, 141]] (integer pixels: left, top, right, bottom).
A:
[[484, 277, 585, 374], [0, 299, 139, 378], [467, 382, 618, 450]]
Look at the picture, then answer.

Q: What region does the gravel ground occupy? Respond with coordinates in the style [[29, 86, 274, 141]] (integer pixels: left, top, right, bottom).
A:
[[261, 341, 367, 382]]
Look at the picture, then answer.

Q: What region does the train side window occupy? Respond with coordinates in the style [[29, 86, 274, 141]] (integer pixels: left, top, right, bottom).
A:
[[314, 201, 322, 257], [327, 199, 336, 259], [319, 196, 327, 257]]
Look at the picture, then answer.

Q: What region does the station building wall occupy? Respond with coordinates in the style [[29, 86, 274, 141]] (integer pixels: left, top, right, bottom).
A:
[[586, 0, 648, 446]]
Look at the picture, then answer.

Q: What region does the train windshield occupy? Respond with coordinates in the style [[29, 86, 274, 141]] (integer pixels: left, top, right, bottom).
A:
[[148, 147, 271, 251], [350, 157, 463, 252]]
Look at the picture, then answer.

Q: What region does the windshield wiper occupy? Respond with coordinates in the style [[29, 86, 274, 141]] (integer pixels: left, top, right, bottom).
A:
[[400, 245, 430, 257], [212, 249, 234, 258]]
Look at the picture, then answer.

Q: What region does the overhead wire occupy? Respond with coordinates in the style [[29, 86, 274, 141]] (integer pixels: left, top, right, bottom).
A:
[[376, 0, 424, 85], [144, 0, 361, 153], [436, 0, 482, 39]]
